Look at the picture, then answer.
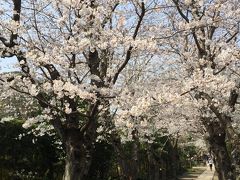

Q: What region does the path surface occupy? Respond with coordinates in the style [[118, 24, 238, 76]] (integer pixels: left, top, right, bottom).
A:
[[178, 166, 215, 180], [196, 167, 215, 180]]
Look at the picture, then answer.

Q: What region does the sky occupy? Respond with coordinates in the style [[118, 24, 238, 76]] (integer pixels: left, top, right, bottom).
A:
[[0, 57, 19, 73], [0, 2, 19, 73]]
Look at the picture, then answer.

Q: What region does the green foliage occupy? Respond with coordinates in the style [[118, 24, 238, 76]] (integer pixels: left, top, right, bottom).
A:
[[0, 119, 202, 180], [0, 120, 64, 180]]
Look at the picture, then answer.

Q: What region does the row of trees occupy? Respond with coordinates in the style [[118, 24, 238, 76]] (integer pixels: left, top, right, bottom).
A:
[[0, 119, 201, 179], [0, 0, 240, 179]]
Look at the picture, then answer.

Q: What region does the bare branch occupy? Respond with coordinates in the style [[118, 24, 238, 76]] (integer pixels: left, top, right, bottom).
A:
[[180, 86, 198, 96], [172, 0, 189, 23], [112, 2, 146, 84], [226, 31, 239, 43]]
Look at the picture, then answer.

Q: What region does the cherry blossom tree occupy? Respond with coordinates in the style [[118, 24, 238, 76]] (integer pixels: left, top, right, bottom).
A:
[[158, 0, 240, 179], [1, 0, 240, 179], [0, 0, 159, 179]]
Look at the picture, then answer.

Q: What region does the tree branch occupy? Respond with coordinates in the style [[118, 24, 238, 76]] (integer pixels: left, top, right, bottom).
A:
[[112, 2, 145, 84], [172, 0, 189, 23]]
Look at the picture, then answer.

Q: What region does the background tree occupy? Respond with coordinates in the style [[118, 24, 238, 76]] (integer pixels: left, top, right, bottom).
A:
[[157, 0, 240, 179]]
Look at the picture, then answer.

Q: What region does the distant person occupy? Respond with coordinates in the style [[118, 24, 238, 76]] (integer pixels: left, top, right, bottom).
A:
[[208, 158, 213, 171]]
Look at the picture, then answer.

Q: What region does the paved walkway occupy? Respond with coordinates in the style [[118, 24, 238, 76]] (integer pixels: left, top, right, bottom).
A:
[[196, 167, 215, 180], [179, 166, 215, 180]]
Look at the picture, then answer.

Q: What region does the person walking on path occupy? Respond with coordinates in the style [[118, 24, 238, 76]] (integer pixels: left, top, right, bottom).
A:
[[208, 158, 213, 171]]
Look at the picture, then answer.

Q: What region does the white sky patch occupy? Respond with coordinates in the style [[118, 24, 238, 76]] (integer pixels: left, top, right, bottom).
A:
[[0, 56, 20, 73]]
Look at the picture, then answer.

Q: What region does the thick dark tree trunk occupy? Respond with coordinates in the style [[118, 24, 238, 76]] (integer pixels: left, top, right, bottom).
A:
[[170, 138, 179, 179], [126, 145, 139, 179], [147, 148, 155, 180], [147, 146, 160, 180], [118, 157, 130, 180], [209, 136, 235, 180], [160, 158, 167, 180], [62, 128, 95, 180], [226, 125, 240, 177], [131, 130, 140, 178], [205, 121, 236, 180], [149, 162, 160, 180], [112, 131, 140, 180], [112, 136, 133, 180], [117, 147, 139, 180]]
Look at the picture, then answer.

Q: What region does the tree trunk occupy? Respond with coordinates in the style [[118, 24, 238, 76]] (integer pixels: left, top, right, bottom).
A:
[[112, 132, 140, 180], [226, 124, 240, 177], [205, 121, 236, 180], [147, 146, 160, 180], [170, 138, 179, 179], [147, 148, 155, 180], [131, 130, 139, 179], [111, 136, 133, 180], [160, 158, 167, 180], [117, 145, 139, 180], [62, 129, 94, 180]]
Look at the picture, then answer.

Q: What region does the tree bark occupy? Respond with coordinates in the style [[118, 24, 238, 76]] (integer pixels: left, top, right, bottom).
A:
[[226, 124, 240, 177], [131, 130, 140, 178], [205, 121, 236, 180], [111, 136, 131, 180], [147, 147, 155, 180], [147, 145, 161, 180], [130, 140, 139, 180], [62, 129, 94, 180], [112, 136, 139, 180], [170, 138, 179, 179], [160, 158, 167, 180]]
